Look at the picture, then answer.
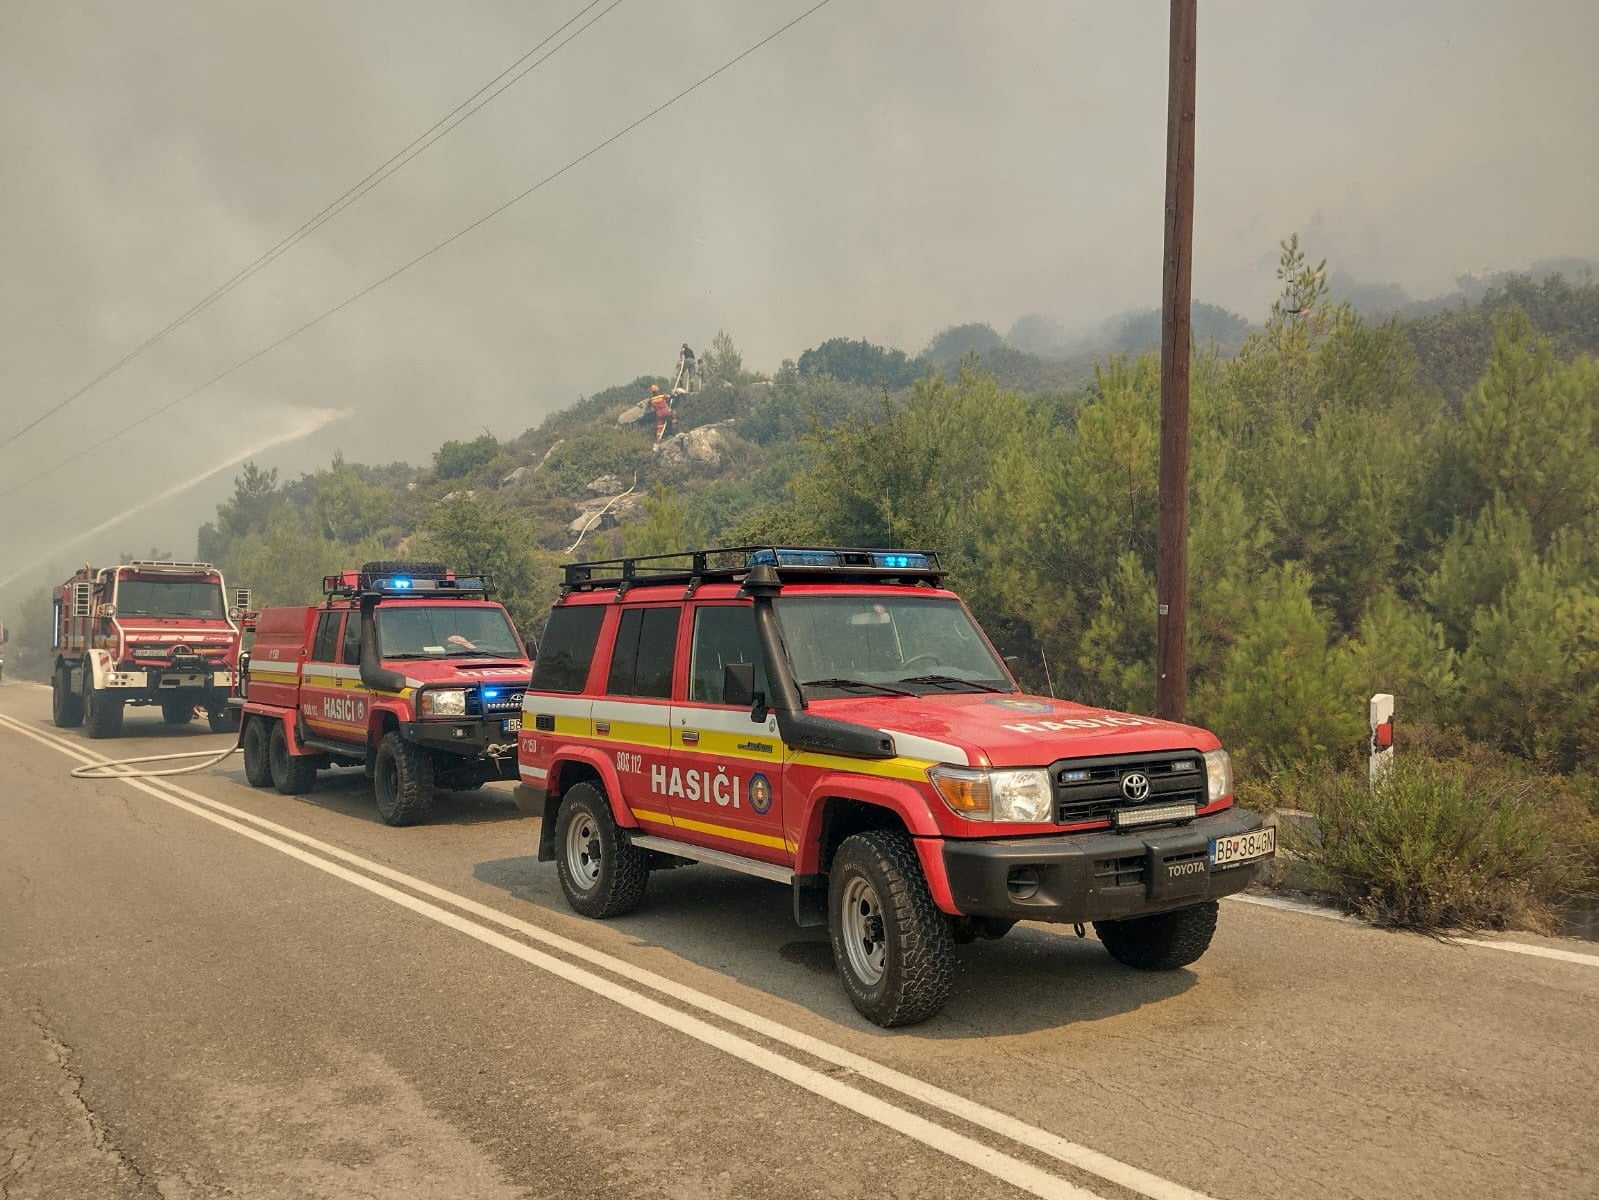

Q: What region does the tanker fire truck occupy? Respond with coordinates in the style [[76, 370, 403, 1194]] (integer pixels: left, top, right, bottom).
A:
[[235, 561, 534, 825], [50, 561, 249, 738]]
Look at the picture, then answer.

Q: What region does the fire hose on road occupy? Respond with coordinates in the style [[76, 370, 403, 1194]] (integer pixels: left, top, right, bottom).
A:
[[69, 743, 240, 780]]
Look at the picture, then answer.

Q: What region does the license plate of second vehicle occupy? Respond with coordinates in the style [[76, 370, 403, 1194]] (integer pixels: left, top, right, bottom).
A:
[[1209, 826, 1275, 867], [503, 716, 521, 733]]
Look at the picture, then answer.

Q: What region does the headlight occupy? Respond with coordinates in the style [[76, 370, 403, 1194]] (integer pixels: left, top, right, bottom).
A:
[[420, 688, 468, 717], [1204, 748, 1232, 802], [928, 766, 1054, 823]]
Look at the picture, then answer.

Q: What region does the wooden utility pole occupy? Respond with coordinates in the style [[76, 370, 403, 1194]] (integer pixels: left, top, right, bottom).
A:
[[1156, 0, 1197, 722]]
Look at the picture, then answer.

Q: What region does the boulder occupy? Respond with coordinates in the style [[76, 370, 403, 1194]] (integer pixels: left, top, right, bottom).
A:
[[500, 465, 533, 488], [584, 473, 624, 495], [652, 420, 735, 469], [566, 490, 645, 538]]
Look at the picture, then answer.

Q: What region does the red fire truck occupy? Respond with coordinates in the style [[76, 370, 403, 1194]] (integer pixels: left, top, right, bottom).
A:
[[50, 560, 249, 738], [234, 561, 534, 825]]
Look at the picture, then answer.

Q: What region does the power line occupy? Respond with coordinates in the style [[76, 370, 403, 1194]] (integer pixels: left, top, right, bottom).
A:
[[0, 0, 835, 500], [0, 0, 623, 454]]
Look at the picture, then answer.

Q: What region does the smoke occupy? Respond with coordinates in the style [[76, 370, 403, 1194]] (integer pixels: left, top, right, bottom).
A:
[[1, 0, 1595, 561], [0, 407, 345, 592]]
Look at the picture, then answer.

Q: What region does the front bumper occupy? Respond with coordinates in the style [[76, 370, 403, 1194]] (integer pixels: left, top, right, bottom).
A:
[[399, 720, 520, 774], [941, 807, 1270, 924], [106, 668, 232, 690]]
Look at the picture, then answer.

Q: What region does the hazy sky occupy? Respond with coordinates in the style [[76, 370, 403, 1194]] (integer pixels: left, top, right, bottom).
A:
[[2, 0, 1596, 606]]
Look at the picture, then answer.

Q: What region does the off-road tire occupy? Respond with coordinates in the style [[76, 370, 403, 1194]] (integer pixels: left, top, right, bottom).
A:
[[1094, 901, 1218, 971], [372, 732, 435, 826], [360, 559, 448, 577], [161, 697, 195, 725], [207, 708, 235, 734], [827, 830, 956, 1027], [241, 719, 274, 788], [554, 783, 649, 918], [268, 722, 318, 795], [52, 668, 84, 728], [84, 682, 124, 740]]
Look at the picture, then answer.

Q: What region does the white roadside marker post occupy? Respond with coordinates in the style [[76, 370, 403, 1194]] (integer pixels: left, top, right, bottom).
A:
[[1369, 693, 1395, 789]]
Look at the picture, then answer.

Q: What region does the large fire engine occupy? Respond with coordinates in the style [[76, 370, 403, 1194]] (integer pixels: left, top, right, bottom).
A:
[[234, 561, 534, 825], [50, 561, 249, 738]]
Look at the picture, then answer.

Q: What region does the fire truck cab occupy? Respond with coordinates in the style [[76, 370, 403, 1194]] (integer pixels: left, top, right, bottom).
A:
[[235, 561, 534, 826], [50, 560, 247, 738]]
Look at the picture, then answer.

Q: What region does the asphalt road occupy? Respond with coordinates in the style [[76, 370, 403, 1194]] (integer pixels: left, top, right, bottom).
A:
[[2, 679, 1596, 1200]]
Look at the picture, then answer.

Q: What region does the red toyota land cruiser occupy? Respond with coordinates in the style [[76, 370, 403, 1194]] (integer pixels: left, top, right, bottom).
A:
[[236, 560, 534, 825], [516, 547, 1274, 1026]]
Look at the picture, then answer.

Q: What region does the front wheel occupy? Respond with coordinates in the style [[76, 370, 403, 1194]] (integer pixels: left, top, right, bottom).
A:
[[1094, 902, 1218, 971], [268, 722, 317, 795], [52, 668, 84, 728], [827, 830, 955, 1027], [207, 707, 235, 734], [372, 732, 435, 826], [84, 682, 123, 740], [241, 719, 273, 788], [554, 783, 648, 918]]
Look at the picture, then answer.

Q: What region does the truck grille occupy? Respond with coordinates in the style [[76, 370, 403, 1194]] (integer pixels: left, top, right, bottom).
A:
[[1051, 752, 1206, 826], [475, 689, 525, 715]]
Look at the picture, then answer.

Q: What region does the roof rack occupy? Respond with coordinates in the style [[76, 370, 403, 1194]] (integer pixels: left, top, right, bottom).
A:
[[123, 560, 217, 571], [559, 546, 945, 596]]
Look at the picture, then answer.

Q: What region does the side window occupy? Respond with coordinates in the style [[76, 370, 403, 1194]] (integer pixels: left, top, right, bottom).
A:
[[529, 606, 605, 694], [689, 605, 767, 704], [606, 607, 680, 699], [311, 612, 341, 663], [340, 613, 362, 665]]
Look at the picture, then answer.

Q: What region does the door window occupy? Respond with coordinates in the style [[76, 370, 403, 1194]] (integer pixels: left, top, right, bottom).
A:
[[688, 605, 767, 705], [606, 607, 680, 699], [529, 606, 605, 693], [340, 613, 362, 665], [311, 612, 341, 663]]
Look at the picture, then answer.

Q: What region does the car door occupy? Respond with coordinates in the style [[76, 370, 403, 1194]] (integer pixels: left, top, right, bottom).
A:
[[299, 611, 344, 740], [667, 601, 790, 866], [597, 604, 680, 836]]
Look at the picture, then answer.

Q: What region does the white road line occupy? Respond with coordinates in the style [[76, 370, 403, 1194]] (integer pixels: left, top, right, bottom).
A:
[[1452, 938, 1599, 966], [1226, 892, 1359, 922], [1227, 892, 1599, 968], [0, 713, 1160, 1200]]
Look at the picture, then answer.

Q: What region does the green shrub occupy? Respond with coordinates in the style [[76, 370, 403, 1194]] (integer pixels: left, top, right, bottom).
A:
[[1309, 756, 1597, 933]]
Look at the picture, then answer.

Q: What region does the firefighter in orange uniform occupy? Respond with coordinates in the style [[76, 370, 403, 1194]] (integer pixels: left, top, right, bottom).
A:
[[648, 384, 676, 442]]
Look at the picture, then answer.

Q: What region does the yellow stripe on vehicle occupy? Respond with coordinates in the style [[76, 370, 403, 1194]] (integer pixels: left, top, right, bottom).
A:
[[629, 806, 675, 826], [785, 750, 935, 783], [678, 730, 934, 783], [665, 814, 788, 851], [593, 720, 672, 749]]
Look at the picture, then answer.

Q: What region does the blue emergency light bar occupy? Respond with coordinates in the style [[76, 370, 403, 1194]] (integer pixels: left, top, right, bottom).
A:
[[560, 546, 944, 594], [368, 575, 490, 595], [323, 569, 496, 599], [746, 549, 933, 571]]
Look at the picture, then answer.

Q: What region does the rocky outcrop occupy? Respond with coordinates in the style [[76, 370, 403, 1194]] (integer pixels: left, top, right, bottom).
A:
[[566, 490, 645, 538], [652, 421, 736, 469]]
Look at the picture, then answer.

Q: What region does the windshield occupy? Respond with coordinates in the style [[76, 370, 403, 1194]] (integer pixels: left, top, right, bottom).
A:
[[774, 595, 1014, 697], [115, 578, 226, 618], [377, 605, 523, 659]]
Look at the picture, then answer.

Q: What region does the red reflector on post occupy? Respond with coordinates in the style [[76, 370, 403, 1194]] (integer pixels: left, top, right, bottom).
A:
[[1374, 720, 1393, 749]]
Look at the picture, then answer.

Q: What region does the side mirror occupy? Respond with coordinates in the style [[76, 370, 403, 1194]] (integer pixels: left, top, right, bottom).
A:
[[723, 661, 755, 708], [1003, 655, 1021, 665]]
